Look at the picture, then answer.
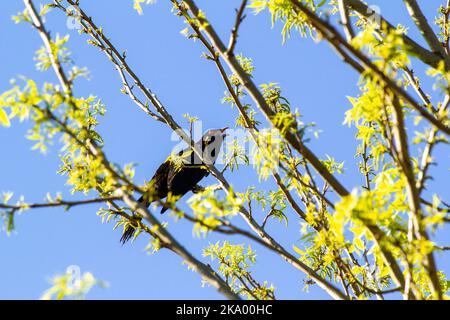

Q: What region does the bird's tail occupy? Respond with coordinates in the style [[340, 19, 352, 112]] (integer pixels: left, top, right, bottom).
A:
[[119, 194, 171, 244], [119, 213, 143, 245], [119, 223, 137, 245], [119, 195, 148, 245]]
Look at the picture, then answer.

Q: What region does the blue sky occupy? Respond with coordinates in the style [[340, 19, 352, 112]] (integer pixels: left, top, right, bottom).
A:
[[0, 0, 448, 299]]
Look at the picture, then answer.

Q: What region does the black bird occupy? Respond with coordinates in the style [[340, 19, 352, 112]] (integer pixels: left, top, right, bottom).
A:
[[120, 127, 228, 244]]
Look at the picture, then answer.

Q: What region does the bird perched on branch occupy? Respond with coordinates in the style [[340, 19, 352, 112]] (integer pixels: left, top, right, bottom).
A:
[[120, 127, 228, 244]]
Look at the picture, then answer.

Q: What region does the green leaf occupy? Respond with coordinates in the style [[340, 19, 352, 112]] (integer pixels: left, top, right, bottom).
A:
[[133, 0, 144, 15], [0, 108, 10, 127]]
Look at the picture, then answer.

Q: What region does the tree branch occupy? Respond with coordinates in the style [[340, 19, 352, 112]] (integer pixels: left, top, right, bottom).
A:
[[53, 0, 349, 301], [178, 0, 411, 297], [391, 96, 442, 299], [345, 0, 450, 70], [116, 190, 239, 299], [181, 0, 351, 199], [338, 0, 355, 42], [23, 0, 71, 94], [0, 196, 120, 211], [417, 95, 450, 193], [24, 0, 239, 300], [288, 0, 450, 137], [403, 0, 448, 61], [227, 0, 248, 55]]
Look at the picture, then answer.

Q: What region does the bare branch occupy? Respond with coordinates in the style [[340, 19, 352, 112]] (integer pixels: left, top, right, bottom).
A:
[[338, 0, 355, 41], [402, 67, 435, 112], [417, 95, 450, 193], [0, 196, 120, 211], [403, 0, 448, 61], [227, 0, 248, 55], [391, 96, 442, 298]]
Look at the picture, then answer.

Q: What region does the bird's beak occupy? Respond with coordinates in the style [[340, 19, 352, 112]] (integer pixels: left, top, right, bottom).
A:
[[220, 127, 229, 137]]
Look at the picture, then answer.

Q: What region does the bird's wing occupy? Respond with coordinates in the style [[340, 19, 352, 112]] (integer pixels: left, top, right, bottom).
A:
[[167, 145, 207, 189], [148, 160, 171, 199], [167, 159, 181, 190]]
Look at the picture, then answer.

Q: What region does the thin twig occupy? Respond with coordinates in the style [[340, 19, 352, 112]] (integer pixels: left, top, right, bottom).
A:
[[227, 0, 247, 55], [0, 196, 120, 210], [338, 0, 355, 41], [23, 0, 71, 94]]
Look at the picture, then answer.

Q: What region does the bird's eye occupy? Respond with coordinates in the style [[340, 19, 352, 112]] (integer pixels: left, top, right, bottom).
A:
[[205, 136, 215, 144]]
